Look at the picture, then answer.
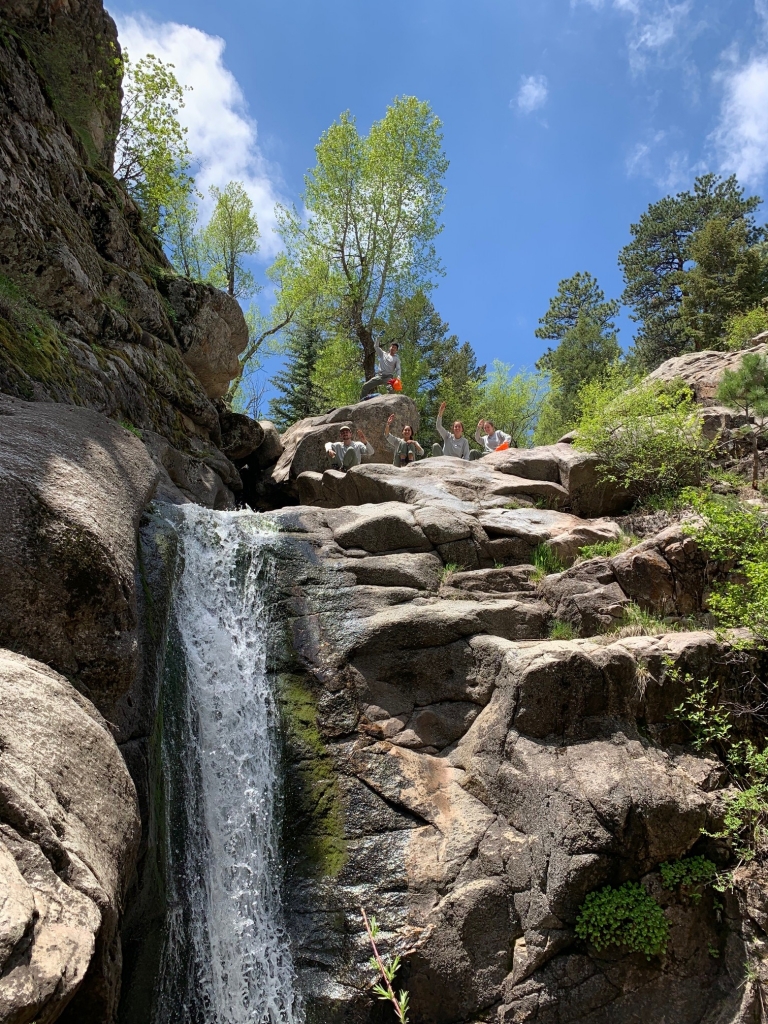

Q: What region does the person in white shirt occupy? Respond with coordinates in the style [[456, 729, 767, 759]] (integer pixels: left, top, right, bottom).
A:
[[324, 425, 374, 471], [431, 402, 470, 459], [385, 413, 424, 467], [360, 341, 402, 400], [470, 419, 512, 459]]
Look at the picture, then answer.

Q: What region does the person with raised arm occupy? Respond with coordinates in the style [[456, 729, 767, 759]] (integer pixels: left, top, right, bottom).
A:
[[324, 425, 374, 471], [431, 402, 470, 459], [384, 414, 423, 467], [470, 419, 512, 459], [360, 341, 402, 400]]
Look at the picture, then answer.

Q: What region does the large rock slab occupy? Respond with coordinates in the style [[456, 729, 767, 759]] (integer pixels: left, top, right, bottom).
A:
[[0, 649, 140, 1024], [647, 342, 768, 402], [296, 443, 631, 517], [0, 396, 159, 713], [270, 394, 421, 488]]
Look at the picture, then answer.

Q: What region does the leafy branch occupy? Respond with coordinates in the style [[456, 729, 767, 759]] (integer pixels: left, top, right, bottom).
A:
[[361, 907, 409, 1024]]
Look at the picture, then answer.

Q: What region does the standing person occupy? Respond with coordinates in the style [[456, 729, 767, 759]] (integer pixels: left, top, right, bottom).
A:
[[324, 425, 374, 471], [385, 414, 423, 467], [431, 402, 470, 460], [360, 341, 402, 400], [470, 419, 512, 459]]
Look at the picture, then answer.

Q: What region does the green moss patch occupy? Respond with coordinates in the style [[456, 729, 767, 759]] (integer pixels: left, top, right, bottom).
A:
[[278, 673, 347, 879]]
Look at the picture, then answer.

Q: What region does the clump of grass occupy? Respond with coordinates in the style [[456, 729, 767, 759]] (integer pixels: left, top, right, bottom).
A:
[[439, 562, 461, 588], [578, 533, 640, 561], [531, 543, 566, 581], [549, 619, 576, 640], [120, 420, 142, 438]]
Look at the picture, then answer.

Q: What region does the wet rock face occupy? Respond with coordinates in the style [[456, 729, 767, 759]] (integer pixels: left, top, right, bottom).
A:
[[0, 649, 140, 1024], [263, 503, 764, 1024]]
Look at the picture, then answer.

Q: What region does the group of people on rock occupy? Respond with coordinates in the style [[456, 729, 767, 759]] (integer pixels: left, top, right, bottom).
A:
[[324, 408, 512, 472], [323, 337, 513, 472]]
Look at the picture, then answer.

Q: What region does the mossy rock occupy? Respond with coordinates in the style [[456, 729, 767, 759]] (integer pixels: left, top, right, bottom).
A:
[[278, 672, 347, 879]]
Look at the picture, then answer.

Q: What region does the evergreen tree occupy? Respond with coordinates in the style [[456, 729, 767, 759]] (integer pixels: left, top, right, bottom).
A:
[[681, 219, 768, 351], [619, 174, 763, 369], [535, 271, 619, 345], [717, 352, 768, 488], [268, 322, 327, 429]]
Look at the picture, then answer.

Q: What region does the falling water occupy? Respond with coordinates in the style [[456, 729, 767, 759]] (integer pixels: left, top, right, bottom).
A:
[[153, 505, 300, 1024]]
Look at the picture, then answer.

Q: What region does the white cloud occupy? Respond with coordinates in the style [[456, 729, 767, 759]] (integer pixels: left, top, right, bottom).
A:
[[572, 0, 694, 73], [712, 53, 768, 185], [515, 74, 548, 114], [113, 12, 284, 256]]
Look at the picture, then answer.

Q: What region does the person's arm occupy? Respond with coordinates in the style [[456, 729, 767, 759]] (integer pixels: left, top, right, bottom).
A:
[[436, 402, 449, 440], [499, 431, 512, 445], [384, 432, 398, 451], [357, 430, 375, 457], [474, 420, 485, 445], [461, 438, 471, 460], [413, 440, 424, 455], [394, 355, 402, 379]]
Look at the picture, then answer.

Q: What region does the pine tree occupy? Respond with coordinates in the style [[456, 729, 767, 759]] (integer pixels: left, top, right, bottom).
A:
[[535, 271, 618, 345], [268, 323, 327, 429]]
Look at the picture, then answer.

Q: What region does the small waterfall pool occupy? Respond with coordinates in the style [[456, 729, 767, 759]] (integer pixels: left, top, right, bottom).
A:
[[153, 505, 301, 1024]]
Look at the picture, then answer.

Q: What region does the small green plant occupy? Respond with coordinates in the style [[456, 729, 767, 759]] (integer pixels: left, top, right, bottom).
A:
[[120, 420, 143, 438], [575, 881, 669, 959], [617, 602, 670, 635], [503, 499, 525, 510], [531, 543, 566, 580], [439, 562, 461, 587], [708, 740, 768, 861], [549, 619, 576, 640], [670, 669, 732, 751], [361, 908, 409, 1024], [726, 305, 768, 351], [494, 561, 505, 569], [577, 534, 639, 561], [708, 943, 720, 958], [660, 855, 717, 901]]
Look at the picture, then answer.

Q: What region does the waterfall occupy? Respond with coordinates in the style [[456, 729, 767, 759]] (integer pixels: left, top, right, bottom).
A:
[[153, 505, 300, 1024]]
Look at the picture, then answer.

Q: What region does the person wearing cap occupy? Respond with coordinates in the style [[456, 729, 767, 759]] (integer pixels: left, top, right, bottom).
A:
[[324, 425, 374, 471], [385, 414, 423, 467], [470, 419, 512, 459], [360, 341, 402, 400], [431, 402, 470, 459]]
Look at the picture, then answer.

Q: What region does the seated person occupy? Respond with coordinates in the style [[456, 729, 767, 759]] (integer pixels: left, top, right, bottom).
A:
[[324, 425, 373, 471], [385, 414, 424, 467], [360, 341, 402, 400], [431, 402, 470, 460], [470, 419, 512, 459]]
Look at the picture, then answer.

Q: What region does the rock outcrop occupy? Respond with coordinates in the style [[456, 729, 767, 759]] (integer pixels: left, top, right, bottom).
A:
[[270, 393, 421, 495], [0, 0, 254, 505], [297, 442, 632, 518], [0, 649, 140, 1024], [647, 341, 768, 402]]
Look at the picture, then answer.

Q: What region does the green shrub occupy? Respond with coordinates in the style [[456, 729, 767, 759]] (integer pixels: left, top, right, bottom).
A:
[[578, 534, 639, 560], [670, 669, 732, 751], [574, 377, 708, 500], [575, 881, 669, 958], [683, 492, 768, 642], [709, 741, 768, 861], [531, 543, 565, 579], [726, 306, 768, 351], [660, 855, 717, 896], [549, 619, 576, 640]]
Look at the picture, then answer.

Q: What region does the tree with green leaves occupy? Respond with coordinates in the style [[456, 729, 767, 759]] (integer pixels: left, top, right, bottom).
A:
[[619, 173, 763, 369], [436, 339, 486, 431], [200, 182, 260, 298], [268, 321, 328, 429], [476, 361, 547, 447], [276, 96, 449, 380], [535, 271, 619, 345], [726, 305, 768, 351], [717, 352, 768, 488], [114, 52, 194, 239], [681, 219, 768, 351]]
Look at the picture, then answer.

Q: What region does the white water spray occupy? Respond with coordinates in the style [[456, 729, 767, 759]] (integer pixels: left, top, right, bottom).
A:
[[154, 505, 300, 1024]]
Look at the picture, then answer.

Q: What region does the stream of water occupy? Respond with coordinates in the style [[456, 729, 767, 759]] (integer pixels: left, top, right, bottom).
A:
[[153, 505, 300, 1024]]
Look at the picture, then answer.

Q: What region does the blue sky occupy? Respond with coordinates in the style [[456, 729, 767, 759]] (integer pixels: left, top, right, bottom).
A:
[[109, 0, 768, 407]]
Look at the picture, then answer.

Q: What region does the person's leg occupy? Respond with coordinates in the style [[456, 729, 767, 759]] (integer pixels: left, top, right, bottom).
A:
[[342, 448, 359, 470], [469, 450, 483, 460], [431, 443, 443, 457], [360, 373, 386, 400]]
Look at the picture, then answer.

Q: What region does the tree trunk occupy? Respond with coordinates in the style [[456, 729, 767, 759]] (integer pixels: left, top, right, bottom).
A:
[[357, 324, 376, 381], [753, 431, 759, 490]]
